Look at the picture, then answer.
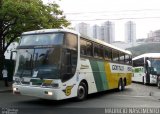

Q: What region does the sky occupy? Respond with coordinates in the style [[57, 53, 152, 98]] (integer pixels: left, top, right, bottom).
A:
[[43, 0, 160, 41]]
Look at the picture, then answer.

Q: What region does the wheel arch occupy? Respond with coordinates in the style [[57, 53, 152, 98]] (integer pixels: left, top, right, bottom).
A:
[[80, 79, 88, 94]]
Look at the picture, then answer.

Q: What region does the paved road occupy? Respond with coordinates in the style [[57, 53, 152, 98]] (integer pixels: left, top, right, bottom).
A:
[[0, 83, 160, 114]]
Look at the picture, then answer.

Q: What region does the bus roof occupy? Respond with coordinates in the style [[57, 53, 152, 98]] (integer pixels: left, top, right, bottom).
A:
[[22, 28, 80, 36], [22, 28, 131, 55], [133, 53, 160, 60]]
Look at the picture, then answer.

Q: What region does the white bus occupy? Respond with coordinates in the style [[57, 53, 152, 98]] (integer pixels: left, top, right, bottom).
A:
[[13, 29, 132, 100], [132, 53, 160, 84]]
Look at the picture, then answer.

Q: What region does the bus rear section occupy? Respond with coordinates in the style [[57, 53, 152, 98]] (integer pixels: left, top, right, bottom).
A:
[[132, 67, 145, 83], [132, 53, 160, 85]]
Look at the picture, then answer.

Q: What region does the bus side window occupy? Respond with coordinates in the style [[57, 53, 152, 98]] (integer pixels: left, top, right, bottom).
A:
[[86, 41, 93, 56], [125, 54, 132, 65], [104, 47, 112, 60], [80, 38, 87, 55], [94, 44, 99, 57], [125, 54, 129, 64], [65, 33, 77, 50], [112, 50, 119, 62], [94, 44, 103, 58], [129, 55, 132, 64], [119, 53, 125, 63]]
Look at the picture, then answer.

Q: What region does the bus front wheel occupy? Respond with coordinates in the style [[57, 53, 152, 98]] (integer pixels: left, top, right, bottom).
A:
[[77, 82, 87, 101], [157, 80, 160, 89]]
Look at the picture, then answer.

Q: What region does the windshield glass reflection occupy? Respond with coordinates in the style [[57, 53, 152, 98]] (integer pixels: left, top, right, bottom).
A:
[[14, 47, 61, 79]]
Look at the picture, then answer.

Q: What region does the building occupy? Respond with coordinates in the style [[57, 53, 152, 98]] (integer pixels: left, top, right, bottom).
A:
[[125, 21, 136, 46], [101, 21, 115, 43], [92, 25, 101, 39], [146, 30, 160, 42], [75, 22, 92, 37]]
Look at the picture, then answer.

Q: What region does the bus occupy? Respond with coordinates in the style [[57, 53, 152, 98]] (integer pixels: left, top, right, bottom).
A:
[[13, 29, 132, 100], [132, 53, 160, 85]]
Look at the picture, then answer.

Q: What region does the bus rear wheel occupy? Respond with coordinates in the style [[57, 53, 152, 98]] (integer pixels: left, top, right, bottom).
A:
[[142, 76, 145, 85], [77, 82, 87, 101], [117, 79, 124, 91]]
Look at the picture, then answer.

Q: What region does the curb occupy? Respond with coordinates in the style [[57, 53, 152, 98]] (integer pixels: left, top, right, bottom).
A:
[[0, 86, 12, 93], [0, 81, 13, 93], [0, 89, 12, 93]]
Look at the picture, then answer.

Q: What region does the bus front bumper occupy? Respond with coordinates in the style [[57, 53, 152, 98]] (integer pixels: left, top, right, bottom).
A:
[[12, 84, 65, 100]]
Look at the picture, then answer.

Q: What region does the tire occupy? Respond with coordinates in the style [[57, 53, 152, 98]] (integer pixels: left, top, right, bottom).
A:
[[117, 79, 124, 91], [77, 82, 87, 101], [124, 78, 126, 86], [142, 77, 145, 85], [157, 80, 160, 89]]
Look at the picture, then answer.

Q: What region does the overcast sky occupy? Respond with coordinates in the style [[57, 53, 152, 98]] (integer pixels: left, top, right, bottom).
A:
[[43, 0, 160, 41]]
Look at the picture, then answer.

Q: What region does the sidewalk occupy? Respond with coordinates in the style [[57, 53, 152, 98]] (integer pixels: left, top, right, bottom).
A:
[[0, 80, 12, 93]]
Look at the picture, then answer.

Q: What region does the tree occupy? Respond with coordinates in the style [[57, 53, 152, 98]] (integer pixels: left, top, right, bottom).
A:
[[0, 0, 70, 78]]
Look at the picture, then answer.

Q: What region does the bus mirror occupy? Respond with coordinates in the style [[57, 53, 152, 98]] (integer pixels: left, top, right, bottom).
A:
[[146, 60, 151, 67]]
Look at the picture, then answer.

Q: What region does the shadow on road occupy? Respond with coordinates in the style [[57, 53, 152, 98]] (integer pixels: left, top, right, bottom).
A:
[[16, 87, 133, 107]]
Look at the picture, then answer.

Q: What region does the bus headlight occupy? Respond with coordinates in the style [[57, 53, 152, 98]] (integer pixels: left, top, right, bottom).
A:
[[48, 92, 53, 96], [44, 91, 53, 96], [13, 87, 18, 91]]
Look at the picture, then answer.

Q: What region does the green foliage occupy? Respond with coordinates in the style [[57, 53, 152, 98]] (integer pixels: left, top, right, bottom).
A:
[[127, 43, 160, 57], [0, 0, 70, 77], [0, 0, 70, 52]]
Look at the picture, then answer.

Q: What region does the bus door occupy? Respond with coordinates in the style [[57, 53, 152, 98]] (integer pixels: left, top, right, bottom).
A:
[[145, 59, 151, 84]]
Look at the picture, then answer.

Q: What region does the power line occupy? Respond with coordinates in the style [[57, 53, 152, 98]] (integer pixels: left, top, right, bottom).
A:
[[64, 9, 160, 15], [69, 16, 160, 21]]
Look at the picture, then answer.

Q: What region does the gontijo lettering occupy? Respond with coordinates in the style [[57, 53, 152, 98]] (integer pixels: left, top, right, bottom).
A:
[[112, 65, 124, 71]]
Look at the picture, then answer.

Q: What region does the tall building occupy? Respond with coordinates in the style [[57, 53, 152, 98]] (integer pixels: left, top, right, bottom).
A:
[[75, 22, 92, 37], [92, 25, 101, 39], [101, 21, 115, 43], [75, 21, 115, 44], [125, 21, 136, 45]]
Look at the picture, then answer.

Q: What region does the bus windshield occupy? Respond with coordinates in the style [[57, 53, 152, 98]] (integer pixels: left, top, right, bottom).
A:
[[14, 46, 61, 79], [151, 59, 160, 75], [14, 32, 65, 79]]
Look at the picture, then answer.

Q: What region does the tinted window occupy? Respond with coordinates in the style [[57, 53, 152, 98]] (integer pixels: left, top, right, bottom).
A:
[[94, 44, 103, 58], [65, 33, 77, 50], [104, 47, 112, 60], [112, 50, 119, 61], [86, 41, 93, 56], [125, 54, 132, 64], [80, 38, 93, 56], [119, 53, 125, 63], [80, 38, 87, 55], [21, 33, 64, 45]]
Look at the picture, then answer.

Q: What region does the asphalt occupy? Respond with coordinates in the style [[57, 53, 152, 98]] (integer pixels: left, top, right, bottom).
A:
[[0, 80, 12, 92]]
